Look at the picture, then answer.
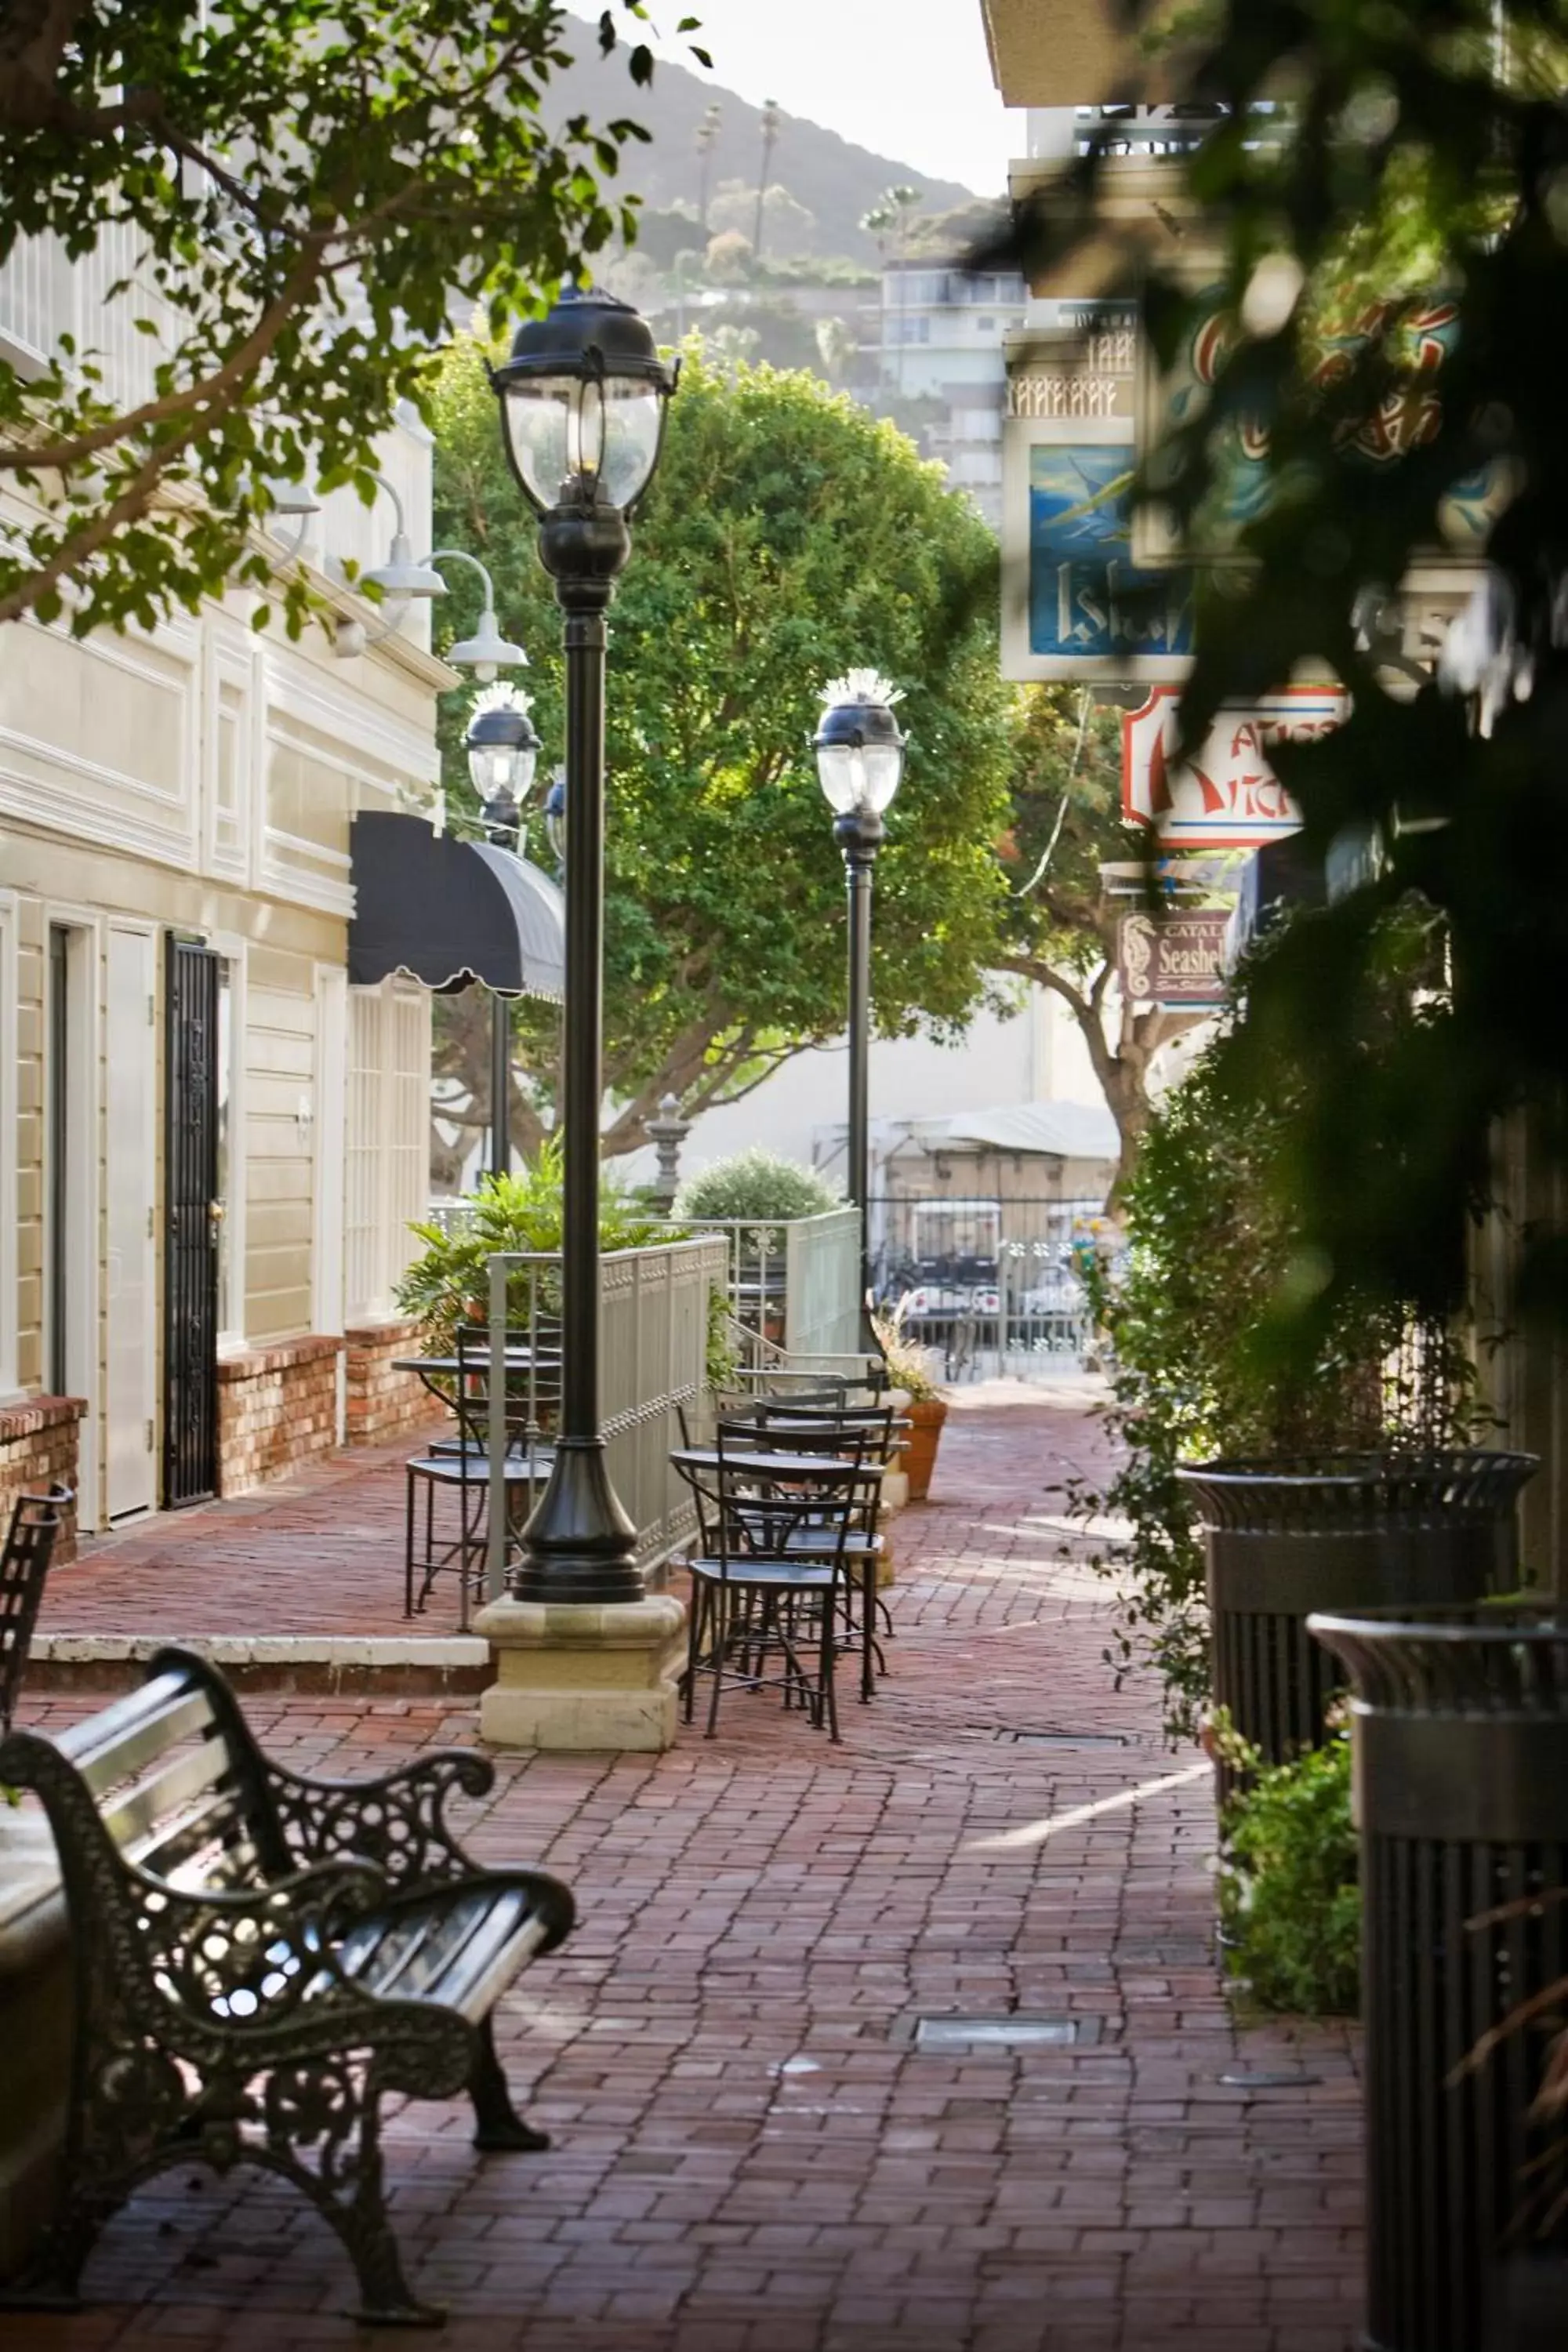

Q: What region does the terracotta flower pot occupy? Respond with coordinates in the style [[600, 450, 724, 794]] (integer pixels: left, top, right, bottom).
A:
[[898, 1396, 949, 1502]]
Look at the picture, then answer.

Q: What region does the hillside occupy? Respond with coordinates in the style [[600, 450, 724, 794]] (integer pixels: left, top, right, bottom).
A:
[[541, 37, 982, 264]]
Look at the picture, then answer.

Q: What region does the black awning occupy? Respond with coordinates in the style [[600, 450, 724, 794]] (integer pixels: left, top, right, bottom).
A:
[[348, 810, 564, 1001]]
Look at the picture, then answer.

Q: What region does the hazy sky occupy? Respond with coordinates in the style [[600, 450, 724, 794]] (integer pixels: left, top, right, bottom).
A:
[[565, 0, 1025, 196]]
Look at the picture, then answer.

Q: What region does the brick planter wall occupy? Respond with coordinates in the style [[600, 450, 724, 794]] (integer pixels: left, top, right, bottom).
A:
[[0, 1396, 84, 1564], [216, 1337, 343, 1499], [344, 1321, 431, 1449]]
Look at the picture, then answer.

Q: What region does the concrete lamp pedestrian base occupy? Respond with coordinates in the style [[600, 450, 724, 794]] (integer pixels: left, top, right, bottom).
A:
[[474, 1592, 688, 1752]]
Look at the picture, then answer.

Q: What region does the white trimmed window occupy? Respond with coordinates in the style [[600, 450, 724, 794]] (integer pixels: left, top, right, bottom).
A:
[[345, 982, 430, 1323]]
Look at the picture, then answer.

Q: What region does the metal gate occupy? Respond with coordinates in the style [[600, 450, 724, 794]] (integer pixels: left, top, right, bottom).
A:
[[164, 936, 220, 1505], [868, 1194, 1104, 1381]]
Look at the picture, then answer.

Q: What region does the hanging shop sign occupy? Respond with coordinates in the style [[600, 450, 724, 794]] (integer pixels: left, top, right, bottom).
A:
[[1001, 308, 1195, 684], [1117, 908, 1232, 1007], [1122, 684, 1346, 848]]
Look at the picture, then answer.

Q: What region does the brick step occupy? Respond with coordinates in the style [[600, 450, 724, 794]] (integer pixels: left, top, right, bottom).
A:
[[27, 1632, 488, 1698]]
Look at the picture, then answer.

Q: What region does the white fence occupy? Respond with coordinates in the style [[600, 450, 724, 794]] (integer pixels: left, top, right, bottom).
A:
[[482, 1235, 728, 1595], [665, 1208, 865, 1368]]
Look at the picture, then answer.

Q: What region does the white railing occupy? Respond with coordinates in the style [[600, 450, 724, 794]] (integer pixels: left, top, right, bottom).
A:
[[661, 1208, 865, 1369], [0, 221, 185, 407], [784, 1208, 864, 1362], [482, 1235, 729, 1595]]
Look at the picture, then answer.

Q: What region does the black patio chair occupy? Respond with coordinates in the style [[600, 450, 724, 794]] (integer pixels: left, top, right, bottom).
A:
[[1, 1485, 71, 1734], [715, 1411, 895, 1690], [405, 1326, 557, 1624], [672, 1439, 867, 1741]]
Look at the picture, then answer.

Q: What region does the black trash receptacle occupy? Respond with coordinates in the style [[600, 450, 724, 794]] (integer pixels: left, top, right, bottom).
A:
[[1178, 1452, 1536, 1783], [1308, 1606, 1568, 2352]]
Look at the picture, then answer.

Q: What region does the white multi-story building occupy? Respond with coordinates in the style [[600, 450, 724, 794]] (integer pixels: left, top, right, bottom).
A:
[[873, 257, 1029, 529], [0, 234, 550, 1544]]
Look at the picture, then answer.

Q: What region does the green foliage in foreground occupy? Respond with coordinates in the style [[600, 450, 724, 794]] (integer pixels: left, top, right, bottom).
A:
[[1218, 1722, 1359, 2020], [1003, 2, 1568, 1348], [0, 1, 684, 635], [431, 341, 1015, 1153]]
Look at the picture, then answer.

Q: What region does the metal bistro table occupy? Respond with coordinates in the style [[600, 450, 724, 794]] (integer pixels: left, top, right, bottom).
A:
[[669, 1446, 887, 1703], [394, 1347, 563, 1617]]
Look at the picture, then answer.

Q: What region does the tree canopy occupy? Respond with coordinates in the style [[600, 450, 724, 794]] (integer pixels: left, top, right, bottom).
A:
[[0, 0, 699, 635], [1000, 2, 1568, 1340], [429, 338, 1014, 1160]]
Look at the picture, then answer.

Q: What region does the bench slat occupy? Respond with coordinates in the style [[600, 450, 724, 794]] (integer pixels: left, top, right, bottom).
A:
[[59, 1678, 218, 1796], [339, 1887, 544, 2021], [100, 1737, 235, 1856]]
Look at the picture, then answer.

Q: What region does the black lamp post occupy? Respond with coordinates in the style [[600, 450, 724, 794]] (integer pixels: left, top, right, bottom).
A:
[[464, 693, 541, 1181], [491, 287, 678, 1605], [813, 671, 907, 1338]]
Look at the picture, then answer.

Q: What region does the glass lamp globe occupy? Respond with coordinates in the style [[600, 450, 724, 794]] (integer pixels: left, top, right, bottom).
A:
[[813, 675, 908, 818], [464, 702, 541, 844], [492, 287, 679, 517]]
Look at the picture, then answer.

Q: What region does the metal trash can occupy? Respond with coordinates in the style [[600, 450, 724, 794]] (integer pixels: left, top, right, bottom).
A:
[[1308, 1606, 1568, 2352], [1178, 1453, 1536, 1782]]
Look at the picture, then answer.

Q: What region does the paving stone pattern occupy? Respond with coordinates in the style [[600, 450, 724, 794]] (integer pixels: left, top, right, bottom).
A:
[[39, 1431, 445, 1642], [10, 1392, 1363, 2351]]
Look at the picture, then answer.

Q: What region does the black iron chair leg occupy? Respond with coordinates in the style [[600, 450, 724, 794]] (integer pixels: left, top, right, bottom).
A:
[[705, 1587, 728, 1739]]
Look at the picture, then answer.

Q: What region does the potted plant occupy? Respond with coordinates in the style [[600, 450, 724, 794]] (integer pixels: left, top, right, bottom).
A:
[[873, 1297, 949, 1502], [1070, 953, 1532, 1768], [399, 1143, 737, 1392]]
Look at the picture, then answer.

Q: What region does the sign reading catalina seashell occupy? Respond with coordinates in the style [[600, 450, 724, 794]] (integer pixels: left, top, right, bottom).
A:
[[1121, 684, 1345, 848], [1117, 909, 1232, 1007]]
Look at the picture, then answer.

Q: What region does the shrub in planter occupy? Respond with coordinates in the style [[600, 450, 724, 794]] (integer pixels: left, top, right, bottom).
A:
[[676, 1149, 842, 1226], [1068, 935, 1484, 1744], [1214, 1712, 1359, 2018], [398, 1142, 736, 1389]]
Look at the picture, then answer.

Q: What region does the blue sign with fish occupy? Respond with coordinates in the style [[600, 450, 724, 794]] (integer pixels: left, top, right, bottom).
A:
[[1028, 445, 1194, 662]]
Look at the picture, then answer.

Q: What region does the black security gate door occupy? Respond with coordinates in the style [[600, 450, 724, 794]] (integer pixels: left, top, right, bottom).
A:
[[165, 936, 220, 1506]]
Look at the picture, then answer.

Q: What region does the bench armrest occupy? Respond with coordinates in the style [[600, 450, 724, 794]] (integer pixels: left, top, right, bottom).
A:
[[117, 1854, 390, 2038], [262, 1749, 496, 1891]]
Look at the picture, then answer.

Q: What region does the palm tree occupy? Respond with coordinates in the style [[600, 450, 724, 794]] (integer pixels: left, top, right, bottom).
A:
[[695, 103, 721, 229], [751, 98, 781, 257], [860, 183, 923, 394]]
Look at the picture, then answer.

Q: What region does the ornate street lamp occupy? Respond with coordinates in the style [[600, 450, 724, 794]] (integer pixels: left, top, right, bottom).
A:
[[463, 688, 541, 1180], [814, 670, 907, 1338], [490, 287, 679, 1605]]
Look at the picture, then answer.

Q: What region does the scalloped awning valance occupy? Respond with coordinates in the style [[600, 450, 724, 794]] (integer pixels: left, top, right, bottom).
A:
[[347, 811, 564, 1002]]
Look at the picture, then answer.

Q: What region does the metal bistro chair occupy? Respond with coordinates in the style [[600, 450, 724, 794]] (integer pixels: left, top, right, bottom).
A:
[[673, 1439, 868, 1742], [1, 1485, 71, 1735], [719, 1409, 897, 1693], [405, 1327, 557, 1624]]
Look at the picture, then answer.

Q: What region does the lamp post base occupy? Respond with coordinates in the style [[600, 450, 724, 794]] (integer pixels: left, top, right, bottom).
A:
[[474, 1590, 687, 1752], [509, 1438, 644, 1605]]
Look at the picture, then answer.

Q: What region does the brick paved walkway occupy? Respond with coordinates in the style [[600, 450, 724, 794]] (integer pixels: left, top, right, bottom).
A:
[[9, 1392, 1363, 2351], [40, 1430, 444, 1642]]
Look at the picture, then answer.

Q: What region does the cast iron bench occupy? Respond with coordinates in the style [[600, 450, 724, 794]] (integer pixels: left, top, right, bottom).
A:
[[0, 1644, 574, 2327]]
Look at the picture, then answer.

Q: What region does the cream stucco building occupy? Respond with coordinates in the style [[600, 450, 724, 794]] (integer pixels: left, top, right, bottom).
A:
[[0, 249, 459, 1546]]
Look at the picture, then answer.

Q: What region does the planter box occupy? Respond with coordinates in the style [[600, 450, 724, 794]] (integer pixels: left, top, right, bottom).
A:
[[1309, 1606, 1568, 2352], [1179, 1450, 1537, 1785]]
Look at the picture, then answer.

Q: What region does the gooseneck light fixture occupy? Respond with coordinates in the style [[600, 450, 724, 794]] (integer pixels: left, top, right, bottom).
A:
[[813, 670, 908, 1342], [463, 685, 543, 1182], [489, 286, 679, 1606]]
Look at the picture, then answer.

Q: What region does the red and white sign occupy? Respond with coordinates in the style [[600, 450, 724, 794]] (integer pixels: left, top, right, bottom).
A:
[[1122, 684, 1346, 848]]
